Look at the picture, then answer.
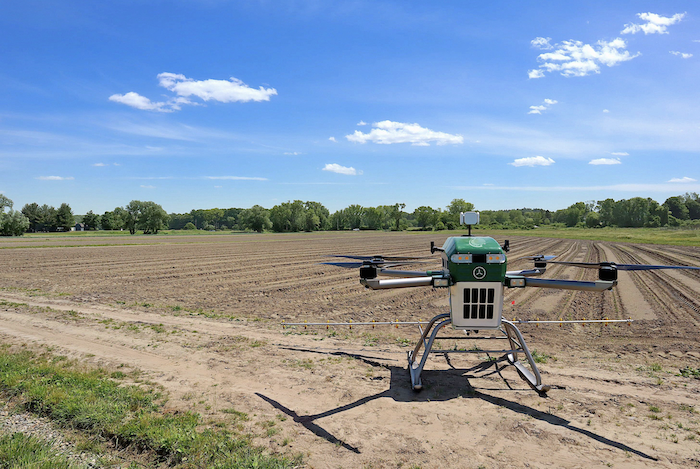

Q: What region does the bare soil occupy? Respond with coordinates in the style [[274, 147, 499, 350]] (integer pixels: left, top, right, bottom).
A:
[[1, 232, 700, 468]]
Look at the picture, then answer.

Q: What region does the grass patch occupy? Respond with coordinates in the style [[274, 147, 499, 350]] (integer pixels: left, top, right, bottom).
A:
[[679, 366, 700, 378], [0, 433, 75, 469], [531, 350, 555, 364], [0, 347, 299, 468]]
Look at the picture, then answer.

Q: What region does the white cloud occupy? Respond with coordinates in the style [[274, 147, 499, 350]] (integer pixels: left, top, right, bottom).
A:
[[611, 152, 629, 156], [140, 185, 156, 189], [110, 73, 277, 112], [532, 38, 639, 78], [92, 163, 107, 167], [37, 176, 74, 181], [622, 12, 685, 35], [214, 185, 222, 188], [157, 72, 277, 103], [670, 51, 693, 59], [109, 92, 169, 112], [322, 163, 362, 176], [528, 98, 557, 115], [603, 109, 610, 113], [329, 136, 337, 142], [531, 37, 553, 50], [509, 156, 555, 167], [346, 120, 463, 146], [284, 151, 302, 155], [357, 120, 368, 126], [589, 158, 622, 165], [206, 176, 268, 181], [668, 176, 697, 183]]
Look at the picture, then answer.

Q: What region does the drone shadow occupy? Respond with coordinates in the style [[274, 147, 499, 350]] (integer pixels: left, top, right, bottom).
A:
[[258, 348, 656, 460]]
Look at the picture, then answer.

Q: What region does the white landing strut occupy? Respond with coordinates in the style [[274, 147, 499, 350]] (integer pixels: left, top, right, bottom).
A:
[[407, 313, 551, 395]]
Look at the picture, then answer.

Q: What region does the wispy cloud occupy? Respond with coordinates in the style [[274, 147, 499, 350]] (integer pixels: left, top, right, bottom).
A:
[[529, 38, 639, 78], [357, 120, 368, 126], [322, 163, 362, 176], [622, 12, 685, 35], [140, 185, 156, 189], [589, 158, 622, 165], [611, 152, 629, 156], [670, 51, 693, 59], [92, 162, 119, 167], [346, 120, 463, 146], [284, 151, 302, 155], [668, 176, 697, 183], [329, 136, 337, 142], [603, 109, 610, 113], [528, 98, 557, 115], [109, 73, 277, 112], [205, 176, 268, 181], [509, 156, 555, 167], [530, 37, 553, 50], [37, 176, 74, 181]]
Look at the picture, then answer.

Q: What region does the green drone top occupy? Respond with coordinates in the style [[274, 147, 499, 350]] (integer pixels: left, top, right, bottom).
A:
[[441, 236, 508, 283]]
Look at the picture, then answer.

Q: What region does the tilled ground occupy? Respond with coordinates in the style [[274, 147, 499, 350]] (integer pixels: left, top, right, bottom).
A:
[[1, 232, 699, 468]]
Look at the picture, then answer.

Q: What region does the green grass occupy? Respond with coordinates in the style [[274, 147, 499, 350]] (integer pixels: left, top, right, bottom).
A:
[[0, 347, 299, 468], [0, 433, 76, 469]]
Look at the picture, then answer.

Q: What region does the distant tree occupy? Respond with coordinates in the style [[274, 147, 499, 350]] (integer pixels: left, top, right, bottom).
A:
[[1, 196, 30, 236], [138, 201, 169, 234], [21, 203, 43, 232], [82, 210, 100, 230], [344, 204, 364, 230], [446, 199, 475, 226], [183, 222, 196, 230], [55, 203, 74, 231], [664, 196, 689, 220], [240, 205, 271, 232], [585, 211, 600, 228], [413, 206, 437, 229], [389, 203, 405, 231]]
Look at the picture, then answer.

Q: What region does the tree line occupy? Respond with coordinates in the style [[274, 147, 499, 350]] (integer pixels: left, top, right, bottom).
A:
[[3, 194, 700, 236]]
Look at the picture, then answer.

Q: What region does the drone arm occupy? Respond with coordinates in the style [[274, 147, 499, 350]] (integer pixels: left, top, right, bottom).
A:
[[521, 277, 616, 292], [361, 277, 434, 289], [378, 268, 442, 278]]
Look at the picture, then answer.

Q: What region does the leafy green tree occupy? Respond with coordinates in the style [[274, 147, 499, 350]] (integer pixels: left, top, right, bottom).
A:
[[240, 205, 271, 232], [138, 201, 169, 234], [388, 203, 405, 231], [344, 204, 364, 230], [55, 203, 74, 231], [1, 196, 30, 236], [183, 222, 196, 230], [414, 206, 437, 228], [40, 205, 57, 231], [585, 211, 600, 228], [21, 203, 43, 232], [123, 201, 141, 234], [664, 196, 689, 220], [82, 210, 100, 230], [446, 199, 475, 226]]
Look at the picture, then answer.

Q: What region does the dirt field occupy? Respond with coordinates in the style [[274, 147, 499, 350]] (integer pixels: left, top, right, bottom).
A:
[[1, 231, 700, 468]]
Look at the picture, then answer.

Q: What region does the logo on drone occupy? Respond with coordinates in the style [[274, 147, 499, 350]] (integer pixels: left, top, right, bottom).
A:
[[473, 266, 487, 280]]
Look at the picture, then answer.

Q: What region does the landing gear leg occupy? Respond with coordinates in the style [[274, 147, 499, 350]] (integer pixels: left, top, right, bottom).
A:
[[501, 319, 550, 394], [407, 313, 450, 391]]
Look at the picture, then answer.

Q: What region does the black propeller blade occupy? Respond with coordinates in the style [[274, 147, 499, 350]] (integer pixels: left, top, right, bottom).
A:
[[519, 255, 557, 261], [548, 261, 700, 272], [320, 260, 428, 269], [328, 255, 433, 262]]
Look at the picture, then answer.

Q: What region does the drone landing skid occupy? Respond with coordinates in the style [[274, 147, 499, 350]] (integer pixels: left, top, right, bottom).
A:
[[407, 315, 550, 395]]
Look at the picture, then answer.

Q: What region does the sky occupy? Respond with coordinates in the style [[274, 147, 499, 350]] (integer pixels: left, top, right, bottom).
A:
[[1, 1, 699, 214]]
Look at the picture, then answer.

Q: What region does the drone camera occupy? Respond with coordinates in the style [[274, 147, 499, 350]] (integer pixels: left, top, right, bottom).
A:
[[598, 266, 618, 282], [359, 265, 377, 280]]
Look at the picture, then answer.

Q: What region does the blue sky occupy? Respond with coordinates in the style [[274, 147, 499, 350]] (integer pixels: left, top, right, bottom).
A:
[[1, 1, 699, 214]]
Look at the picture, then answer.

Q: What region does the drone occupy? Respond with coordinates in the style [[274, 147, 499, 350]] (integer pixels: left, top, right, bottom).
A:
[[290, 212, 700, 395]]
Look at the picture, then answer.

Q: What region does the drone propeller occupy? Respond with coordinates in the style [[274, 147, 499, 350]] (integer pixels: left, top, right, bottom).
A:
[[548, 261, 700, 272], [320, 260, 428, 269], [519, 255, 557, 261], [328, 254, 434, 262]]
